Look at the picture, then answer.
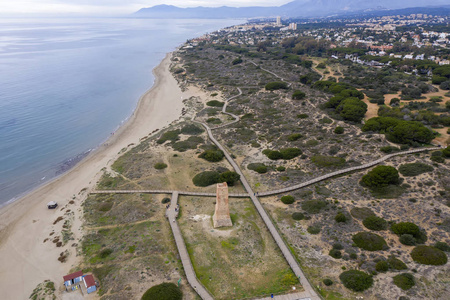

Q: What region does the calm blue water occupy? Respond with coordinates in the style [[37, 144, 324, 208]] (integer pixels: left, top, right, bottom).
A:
[[0, 18, 242, 206]]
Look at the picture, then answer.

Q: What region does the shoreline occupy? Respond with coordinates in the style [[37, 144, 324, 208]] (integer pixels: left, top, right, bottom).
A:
[[0, 52, 186, 299]]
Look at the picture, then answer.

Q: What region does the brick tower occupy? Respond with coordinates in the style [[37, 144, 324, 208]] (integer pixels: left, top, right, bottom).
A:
[[213, 182, 232, 228]]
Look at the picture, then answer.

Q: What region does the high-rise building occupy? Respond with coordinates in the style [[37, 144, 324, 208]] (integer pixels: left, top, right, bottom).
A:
[[276, 16, 281, 26]]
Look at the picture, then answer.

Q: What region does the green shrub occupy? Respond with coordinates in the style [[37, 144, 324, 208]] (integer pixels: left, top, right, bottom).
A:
[[265, 81, 289, 90], [361, 166, 400, 188], [99, 248, 113, 259], [352, 232, 388, 251], [399, 163, 434, 177], [337, 98, 368, 123], [280, 148, 303, 159], [206, 117, 221, 124], [339, 270, 373, 292], [247, 163, 268, 174], [375, 260, 389, 272], [351, 207, 375, 220], [317, 62, 326, 69], [432, 75, 447, 85], [199, 149, 224, 162], [335, 212, 347, 223], [387, 256, 407, 270], [232, 57, 243, 65], [391, 222, 427, 244], [263, 149, 282, 160], [431, 155, 445, 163], [320, 117, 333, 124], [311, 155, 345, 167], [292, 212, 305, 220], [172, 136, 203, 152], [307, 225, 321, 234], [333, 243, 343, 250], [161, 198, 170, 204], [263, 148, 302, 160], [292, 90, 306, 100], [297, 113, 309, 119], [206, 100, 224, 107], [306, 139, 319, 147], [443, 146, 450, 158], [393, 273, 415, 290], [287, 133, 303, 141], [362, 117, 434, 145], [157, 130, 180, 144], [391, 222, 420, 235], [400, 234, 418, 246], [302, 200, 327, 214], [218, 171, 240, 186], [277, 166, 286, 172], [281, 195, 295, 204], [329, 249, 342, 259], [334, 126, 344, 134], [363, 216, 387, 231], [180, 124, 204, 135], [434, 242, 450, 252], [390, 98, 400, 106], [323, 278, 333, 286], [192, 171, 220, 187], [154, 162, 168, 170], [410, 245, 448, 265], [141, 282, 182, 300]]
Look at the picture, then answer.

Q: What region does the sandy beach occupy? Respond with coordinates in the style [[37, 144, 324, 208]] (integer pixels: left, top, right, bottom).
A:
[[0, 53, 186, 299]]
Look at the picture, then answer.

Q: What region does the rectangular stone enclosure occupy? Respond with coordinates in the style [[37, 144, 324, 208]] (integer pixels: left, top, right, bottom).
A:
[[213, 182, 232, 228]]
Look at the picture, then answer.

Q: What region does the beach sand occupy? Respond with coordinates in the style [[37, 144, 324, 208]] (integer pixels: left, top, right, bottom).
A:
[[0, 53, 186, 299]]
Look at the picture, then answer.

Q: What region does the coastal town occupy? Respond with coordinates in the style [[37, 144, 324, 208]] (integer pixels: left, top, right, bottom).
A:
[[188, 13, 450, 68]]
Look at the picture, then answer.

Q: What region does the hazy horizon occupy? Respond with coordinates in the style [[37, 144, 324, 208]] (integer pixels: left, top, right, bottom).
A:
[[0, 0, 293, 17]]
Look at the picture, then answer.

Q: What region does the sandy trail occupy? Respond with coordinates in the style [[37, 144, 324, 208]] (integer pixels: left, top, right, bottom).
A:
[[0, 53, 186, 300]]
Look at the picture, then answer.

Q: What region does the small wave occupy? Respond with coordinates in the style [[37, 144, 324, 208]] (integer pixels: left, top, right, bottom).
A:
[[55, 149, 92, 175]]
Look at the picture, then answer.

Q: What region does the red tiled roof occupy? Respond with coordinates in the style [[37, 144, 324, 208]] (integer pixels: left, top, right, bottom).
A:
[[84, 274, 96, 288], [63, 271, 83, 282]]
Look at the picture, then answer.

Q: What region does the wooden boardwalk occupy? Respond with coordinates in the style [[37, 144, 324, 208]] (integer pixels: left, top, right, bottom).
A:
[[92, 147, 439, 198], [166, 192, 214, 300]]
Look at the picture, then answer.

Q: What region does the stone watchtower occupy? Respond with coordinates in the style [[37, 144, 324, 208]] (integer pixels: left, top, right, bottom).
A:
[[213, 182, 232, 228]]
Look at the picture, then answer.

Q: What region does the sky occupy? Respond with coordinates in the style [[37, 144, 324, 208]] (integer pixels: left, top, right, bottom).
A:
[[0, 0, 294, 16]]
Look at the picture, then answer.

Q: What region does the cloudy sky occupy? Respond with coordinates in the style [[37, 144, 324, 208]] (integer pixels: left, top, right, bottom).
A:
[[0, 0, 293, 15]]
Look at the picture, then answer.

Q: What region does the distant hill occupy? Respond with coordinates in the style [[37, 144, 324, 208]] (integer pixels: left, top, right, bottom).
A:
[[134, 0, 450, 19]]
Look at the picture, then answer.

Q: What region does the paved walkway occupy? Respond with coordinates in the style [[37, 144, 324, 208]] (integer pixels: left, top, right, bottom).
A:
[[166, 192, 214, 300]]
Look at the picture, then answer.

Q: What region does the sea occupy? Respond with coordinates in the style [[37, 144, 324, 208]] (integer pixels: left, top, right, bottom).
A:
[[0, 17, 243, 207]]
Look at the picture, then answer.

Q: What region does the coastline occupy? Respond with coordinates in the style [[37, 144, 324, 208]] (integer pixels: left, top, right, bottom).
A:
[[0, 52, 186, 299]]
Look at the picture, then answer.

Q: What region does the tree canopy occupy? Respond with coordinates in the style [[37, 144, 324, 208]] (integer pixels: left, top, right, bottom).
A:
[[141, 283, 182, 300], [361, 166, 400, 188]]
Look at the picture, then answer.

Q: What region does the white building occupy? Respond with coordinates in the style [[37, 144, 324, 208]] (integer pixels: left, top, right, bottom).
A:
[[276, 16, 281, 26], [288, 23, 297, 30]]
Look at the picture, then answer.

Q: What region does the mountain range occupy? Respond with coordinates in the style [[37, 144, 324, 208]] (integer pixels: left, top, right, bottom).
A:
[[134, 0, 450, 19]]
